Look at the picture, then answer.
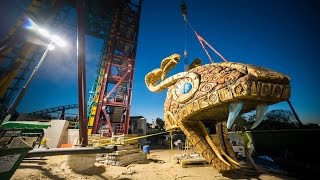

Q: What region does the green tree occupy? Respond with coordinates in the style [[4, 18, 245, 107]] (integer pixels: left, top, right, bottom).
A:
[[232, 109, 303, 130], [155, 118, 165, 131]]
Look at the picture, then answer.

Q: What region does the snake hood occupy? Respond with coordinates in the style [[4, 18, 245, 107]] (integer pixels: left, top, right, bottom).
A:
[[145, 54, 290, 130]]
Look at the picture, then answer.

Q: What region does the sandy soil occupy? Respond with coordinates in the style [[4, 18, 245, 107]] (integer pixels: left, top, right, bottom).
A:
[[11, 149, 296, 180]]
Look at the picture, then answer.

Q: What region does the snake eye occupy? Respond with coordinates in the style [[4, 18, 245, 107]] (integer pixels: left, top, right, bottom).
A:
[[179, 82, 192, 94], [172, 73, 200, 103]]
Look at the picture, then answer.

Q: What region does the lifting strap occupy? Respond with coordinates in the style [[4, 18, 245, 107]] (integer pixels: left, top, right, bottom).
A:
[[181, 2, 228, 63], [195, 31, 228, 63]]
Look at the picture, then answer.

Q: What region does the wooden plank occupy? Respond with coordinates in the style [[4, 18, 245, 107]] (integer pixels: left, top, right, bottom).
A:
[[105, 152, 146, 166], [116, 144, 139, 151], [112, 149, 140, 156], [112, 155, 146, 166]]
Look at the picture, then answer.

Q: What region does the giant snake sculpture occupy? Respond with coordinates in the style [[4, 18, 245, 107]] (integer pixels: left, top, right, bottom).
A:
[[145, 54, 290, 171]]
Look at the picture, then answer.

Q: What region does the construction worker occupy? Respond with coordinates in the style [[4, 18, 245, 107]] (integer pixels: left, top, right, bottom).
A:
[[174, 139, 183, 150], [39, 138, 49, 149], [240, 126, 258, 170]]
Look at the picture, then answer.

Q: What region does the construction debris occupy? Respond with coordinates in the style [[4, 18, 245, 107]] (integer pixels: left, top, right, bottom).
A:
[[174, 153, 208, 168], [97, 144, 146, 166], [180, 157, 207, 168], [88, 134, 139, 147], [89, 133, 146, 166]]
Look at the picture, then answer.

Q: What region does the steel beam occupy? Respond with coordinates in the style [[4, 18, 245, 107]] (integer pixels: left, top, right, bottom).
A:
[[287, 100, 303, 127], [76, 0, 88, 146], [125, 0, 142, 134], [26, 146, 116, 157]]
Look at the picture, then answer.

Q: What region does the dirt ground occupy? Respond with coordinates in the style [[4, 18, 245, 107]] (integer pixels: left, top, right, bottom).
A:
[[11, 149, 296, 180]]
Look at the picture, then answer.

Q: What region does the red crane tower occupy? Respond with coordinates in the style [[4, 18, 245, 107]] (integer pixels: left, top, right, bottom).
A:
[[87, 1, 142, 135]]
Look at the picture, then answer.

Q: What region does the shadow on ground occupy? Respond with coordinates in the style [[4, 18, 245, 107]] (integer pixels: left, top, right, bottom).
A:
[[17, 159, 111, 180], [73, 165, 106, 175], [220, 167, 264, 179], [18, 164, 65, 180]]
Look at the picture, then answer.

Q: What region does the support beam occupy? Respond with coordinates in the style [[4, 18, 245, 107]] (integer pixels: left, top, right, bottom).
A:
[[7, 45, 50, 114], [76, 0, 87, 146], [102, 107, 113, 134], [287, 100, 303, 127]]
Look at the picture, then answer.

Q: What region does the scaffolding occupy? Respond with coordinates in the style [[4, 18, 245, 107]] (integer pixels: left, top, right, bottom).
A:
[[87, 1, 142, 135]]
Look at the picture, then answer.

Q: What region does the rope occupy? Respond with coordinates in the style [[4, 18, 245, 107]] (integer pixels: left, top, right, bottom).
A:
[[97, 131, 168, 146], [183, 11, 228, 63], [195, 32, 214, 63], [195, 32, 228, 62]]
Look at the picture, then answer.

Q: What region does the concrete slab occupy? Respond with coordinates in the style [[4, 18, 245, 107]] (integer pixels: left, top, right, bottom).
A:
[[60, 129, 80, 145], [43, 120, 69, 148]]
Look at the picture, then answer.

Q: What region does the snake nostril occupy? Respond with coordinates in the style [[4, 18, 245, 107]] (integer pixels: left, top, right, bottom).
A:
[[180, 82, 193, 94]]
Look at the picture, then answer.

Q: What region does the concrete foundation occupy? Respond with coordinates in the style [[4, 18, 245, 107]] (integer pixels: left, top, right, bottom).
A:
[[43, 120, 69, 148]]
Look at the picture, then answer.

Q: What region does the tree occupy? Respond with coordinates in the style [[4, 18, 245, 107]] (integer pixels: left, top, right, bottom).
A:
[[155, 118, 165, 131], [263, 109, 300, 129], [231, 114, 250, 131], [248, 109, 300, 130], [232, 109, 302, 130]]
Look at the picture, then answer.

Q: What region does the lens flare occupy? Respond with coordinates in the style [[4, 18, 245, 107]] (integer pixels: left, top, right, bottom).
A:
[[38, 28, 50, 37], [47, 43, 56, 50], [51, 35, 66, 47], [23, 17, 38, 30]]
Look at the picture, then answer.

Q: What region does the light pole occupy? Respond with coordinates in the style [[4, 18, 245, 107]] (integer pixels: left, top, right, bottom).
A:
[[5, 24, 66, 117]]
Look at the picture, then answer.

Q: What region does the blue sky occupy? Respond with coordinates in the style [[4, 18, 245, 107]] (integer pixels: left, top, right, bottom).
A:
[[1, 0, 319, 124]]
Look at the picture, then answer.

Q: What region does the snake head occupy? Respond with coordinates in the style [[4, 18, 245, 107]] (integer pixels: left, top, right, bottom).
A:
[[145, 54, 290, 130], [145, 54, 291, 171], [163, 61, 290, 130]]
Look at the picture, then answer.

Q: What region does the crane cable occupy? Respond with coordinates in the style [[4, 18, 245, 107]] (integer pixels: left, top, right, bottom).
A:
[[181, 2, 228, 63], [181, 2, 188, 70], [184, 17, 188, 70]]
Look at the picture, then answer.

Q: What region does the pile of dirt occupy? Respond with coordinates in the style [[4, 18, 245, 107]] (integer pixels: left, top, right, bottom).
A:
[[11, 149, 296, 180]]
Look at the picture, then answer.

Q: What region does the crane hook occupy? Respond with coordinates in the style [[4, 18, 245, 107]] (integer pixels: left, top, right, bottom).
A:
[[181, 2, 187, 20]]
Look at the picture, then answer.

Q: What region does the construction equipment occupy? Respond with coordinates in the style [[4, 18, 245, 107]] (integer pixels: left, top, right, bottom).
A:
[[0, 120, 50, 179]]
